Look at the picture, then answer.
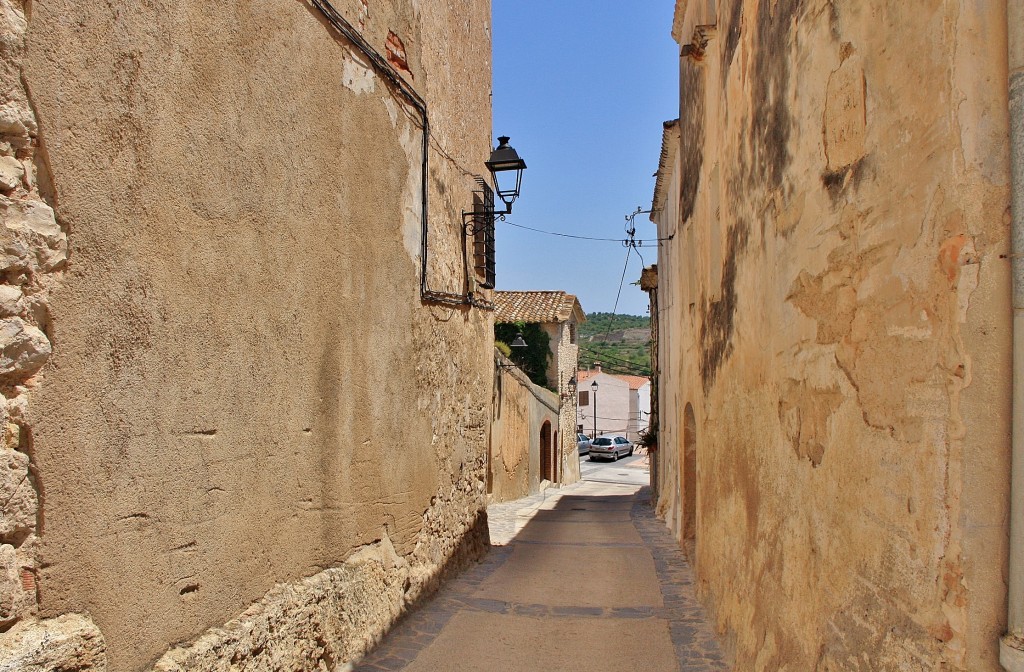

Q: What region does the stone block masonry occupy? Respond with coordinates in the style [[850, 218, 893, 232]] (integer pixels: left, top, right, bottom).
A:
[[0, 0, 74, 655]]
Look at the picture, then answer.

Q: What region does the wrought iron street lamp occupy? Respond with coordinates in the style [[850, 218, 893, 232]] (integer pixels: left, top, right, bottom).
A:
[[485, 136, 527, 214], [463, 136, 527, 291], [591, 380, 599, 439]]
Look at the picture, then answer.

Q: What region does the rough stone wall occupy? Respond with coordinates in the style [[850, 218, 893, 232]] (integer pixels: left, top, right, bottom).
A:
[[556, 321, 581, 484], [488, 353, 559, 503], [656, 0, 1012, 669], [0, 0, 496, 669], [0, 0, 90, 662]]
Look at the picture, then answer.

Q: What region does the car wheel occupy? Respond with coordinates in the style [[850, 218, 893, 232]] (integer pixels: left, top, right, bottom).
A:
[[628, 446, 634, 456]]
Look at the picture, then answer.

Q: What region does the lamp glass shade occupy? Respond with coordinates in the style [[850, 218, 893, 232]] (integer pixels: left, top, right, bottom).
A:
[[510, 333, 527, 348], [591, 381, 599, 390], [485, 136, 526, 210]]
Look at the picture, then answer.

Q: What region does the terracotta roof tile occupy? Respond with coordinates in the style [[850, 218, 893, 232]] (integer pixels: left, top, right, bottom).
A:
[[619, 375, 650, 390], [495, 291, 585, 324]]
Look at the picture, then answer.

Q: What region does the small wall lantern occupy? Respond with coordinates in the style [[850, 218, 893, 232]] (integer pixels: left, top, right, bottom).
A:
[[498, 333, 528, 370]]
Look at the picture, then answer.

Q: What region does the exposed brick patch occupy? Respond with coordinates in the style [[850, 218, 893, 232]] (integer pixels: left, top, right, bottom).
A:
[[385, 31, 412, 78]]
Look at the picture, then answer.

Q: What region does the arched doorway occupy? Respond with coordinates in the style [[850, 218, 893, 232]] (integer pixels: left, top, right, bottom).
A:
[[540, 420, 554, 482], [681, 403, 697, 559]]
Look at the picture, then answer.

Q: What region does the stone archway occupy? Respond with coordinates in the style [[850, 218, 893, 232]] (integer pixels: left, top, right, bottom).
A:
[[682, 403, 697, 559]]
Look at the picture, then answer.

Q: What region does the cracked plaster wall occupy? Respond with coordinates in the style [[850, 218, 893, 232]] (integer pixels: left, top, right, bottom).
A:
[[0, 0, 495, 669], [655, 0, 1012, 669]]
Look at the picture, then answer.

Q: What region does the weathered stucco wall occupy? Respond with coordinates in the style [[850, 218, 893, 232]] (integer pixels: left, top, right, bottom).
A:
[[0, 0, 496, 669], [654, 0, 1012, 669], [489, 354, 559, 503]]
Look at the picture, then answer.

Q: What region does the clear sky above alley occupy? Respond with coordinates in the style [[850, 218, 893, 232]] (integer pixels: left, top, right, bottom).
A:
[[491, 1, 679, 316]]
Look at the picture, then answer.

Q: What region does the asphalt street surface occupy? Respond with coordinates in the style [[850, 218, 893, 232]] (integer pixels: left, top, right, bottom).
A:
[[354, 450, 728, 671]]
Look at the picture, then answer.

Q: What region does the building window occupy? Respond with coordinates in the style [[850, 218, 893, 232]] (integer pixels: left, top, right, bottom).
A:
[[578, 390, 589, 406], [569, 322, 577, 344], [471, 180, 496, 289]]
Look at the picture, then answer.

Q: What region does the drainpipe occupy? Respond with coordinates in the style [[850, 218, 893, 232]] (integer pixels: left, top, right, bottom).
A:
[[1003, 0, 1024, 668]]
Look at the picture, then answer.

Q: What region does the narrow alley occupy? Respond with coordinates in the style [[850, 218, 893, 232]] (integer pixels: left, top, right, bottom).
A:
[[355, 456, 726, 672], [2, 0, 1021, 669]]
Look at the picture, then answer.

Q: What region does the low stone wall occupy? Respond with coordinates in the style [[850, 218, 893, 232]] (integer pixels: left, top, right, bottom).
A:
[[1, 465, 489, 672], [153, 484, 488, 671], [0, 614, 106, 672]]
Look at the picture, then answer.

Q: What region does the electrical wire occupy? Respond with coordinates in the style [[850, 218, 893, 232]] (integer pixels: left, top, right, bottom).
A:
[[580, 364, 651, 378], [578, 414, 651, 422], [310, 0, 492, 311], [577, 357, 651, 378], [600, 245, 633, 342], [502, 220, 626, 242], [580, 365, 651, 378], [579, 345, 650, 370], [579, 357, 649, 375], [501, 220, 674, 244]]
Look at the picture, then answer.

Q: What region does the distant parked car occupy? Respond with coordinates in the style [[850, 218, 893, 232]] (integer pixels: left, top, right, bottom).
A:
[[588, 435, 633, 461], [577, 433, 592, 455]]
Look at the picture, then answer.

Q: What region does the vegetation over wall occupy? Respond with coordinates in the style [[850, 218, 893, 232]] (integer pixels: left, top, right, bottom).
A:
[[495, 322, 552, 389], [578, 312, 651, 375]]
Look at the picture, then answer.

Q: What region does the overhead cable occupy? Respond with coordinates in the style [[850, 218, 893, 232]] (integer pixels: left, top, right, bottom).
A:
[[501, 220, 673, 245]]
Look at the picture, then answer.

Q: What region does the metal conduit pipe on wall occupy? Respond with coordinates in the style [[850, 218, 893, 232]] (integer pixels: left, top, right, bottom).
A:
[[1003, 0, 1024, 668]]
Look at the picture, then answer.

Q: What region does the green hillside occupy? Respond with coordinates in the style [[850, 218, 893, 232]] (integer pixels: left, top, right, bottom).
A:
[[578, 312, 651, 376]]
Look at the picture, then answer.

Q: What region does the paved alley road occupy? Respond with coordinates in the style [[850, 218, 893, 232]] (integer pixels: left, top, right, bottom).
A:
[[354, 472, 728, 672], [579, 450, 651, 487]]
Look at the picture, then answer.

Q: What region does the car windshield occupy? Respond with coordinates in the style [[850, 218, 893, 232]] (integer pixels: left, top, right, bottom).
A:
[[593, 438, 613, 446]]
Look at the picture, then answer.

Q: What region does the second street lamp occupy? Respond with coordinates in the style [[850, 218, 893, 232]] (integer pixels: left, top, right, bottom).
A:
[[591, 380, 599, 439]]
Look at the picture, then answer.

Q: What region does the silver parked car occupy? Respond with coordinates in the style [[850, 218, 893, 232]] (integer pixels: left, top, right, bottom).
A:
[[577, 433, 592, 455], [588, 435, 633, 461]]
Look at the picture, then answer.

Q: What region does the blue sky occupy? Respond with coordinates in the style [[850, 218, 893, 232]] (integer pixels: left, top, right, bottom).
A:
[[491, 1, 679, 317]]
